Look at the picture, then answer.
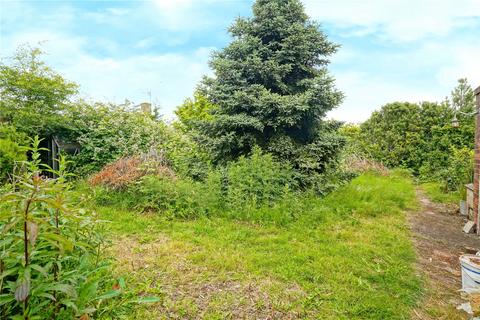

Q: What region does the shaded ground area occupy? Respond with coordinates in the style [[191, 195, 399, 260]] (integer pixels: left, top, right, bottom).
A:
[[410, 189, 480, 319]]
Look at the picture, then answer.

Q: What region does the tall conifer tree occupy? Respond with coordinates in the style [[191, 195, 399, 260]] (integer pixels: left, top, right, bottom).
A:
[[199, 0, 344, 185]]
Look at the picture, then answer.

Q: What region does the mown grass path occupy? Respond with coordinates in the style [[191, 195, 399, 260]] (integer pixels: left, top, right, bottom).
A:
[[97, 172, 422, 319]]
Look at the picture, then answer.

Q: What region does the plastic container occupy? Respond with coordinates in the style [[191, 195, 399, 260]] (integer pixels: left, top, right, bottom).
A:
[[460, 255, 480, 289]]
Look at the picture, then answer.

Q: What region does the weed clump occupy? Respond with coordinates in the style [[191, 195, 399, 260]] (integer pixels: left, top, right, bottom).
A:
[[89, 151, 175, 190]]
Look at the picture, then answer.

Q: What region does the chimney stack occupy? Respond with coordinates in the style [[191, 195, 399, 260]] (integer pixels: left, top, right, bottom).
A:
[[140, 102, 152, 114]]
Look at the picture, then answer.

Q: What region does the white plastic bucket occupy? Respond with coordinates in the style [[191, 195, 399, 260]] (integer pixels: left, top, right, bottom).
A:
[[460, 255, 480, 289]]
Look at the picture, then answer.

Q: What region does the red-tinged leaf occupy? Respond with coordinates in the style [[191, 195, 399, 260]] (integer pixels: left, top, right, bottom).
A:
[[79, 314, 89, 320], [14, 279, 30, 302], [27, 221, 38, 246], [112, 283, 120, 290]]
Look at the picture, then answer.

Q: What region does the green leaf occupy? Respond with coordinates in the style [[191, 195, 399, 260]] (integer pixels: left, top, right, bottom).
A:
[[134, 296, 160, 304], [61, 300, 79, 312], [95, 290, 121, 300], [37, 292, 56, 301], [47, 283, 77, 298], [30, 264, 48, 277], [118, 277, 126, 290], [0, 294, 15, 306], [43, 232, 74, 252]]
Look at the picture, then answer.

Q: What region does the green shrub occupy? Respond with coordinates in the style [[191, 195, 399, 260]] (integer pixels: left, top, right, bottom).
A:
[[439, 147, 473, 192], [0, 125, 27, 182], [0, 138, 25, 182], [354, 79, 476, 192], [162, 126, 212, 180], [92, 148, 300, 223], [225, 147, 295, 209], [96, 173, 223, 219], [224, 185, 312, 225], [66, 103, 168, 175], [0, 138, 120, 319]]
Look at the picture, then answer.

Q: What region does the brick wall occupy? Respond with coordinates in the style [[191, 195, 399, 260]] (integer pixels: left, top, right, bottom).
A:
[[474, 86, 480, 234]]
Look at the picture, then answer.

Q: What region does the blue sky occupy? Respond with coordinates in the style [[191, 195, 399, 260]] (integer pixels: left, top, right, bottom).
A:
[[1, 0, 479, 122]]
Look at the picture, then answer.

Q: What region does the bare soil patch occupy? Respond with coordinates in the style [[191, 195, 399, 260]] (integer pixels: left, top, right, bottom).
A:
[[410, 189, 480, 319]]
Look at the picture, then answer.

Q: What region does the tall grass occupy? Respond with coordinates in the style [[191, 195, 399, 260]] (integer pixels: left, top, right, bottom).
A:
[[91, 148, 302, 224], [94, 171, 421, 319]]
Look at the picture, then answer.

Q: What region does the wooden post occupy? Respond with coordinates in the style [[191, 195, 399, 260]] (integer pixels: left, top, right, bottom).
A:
[[474, 86, 480, 234]]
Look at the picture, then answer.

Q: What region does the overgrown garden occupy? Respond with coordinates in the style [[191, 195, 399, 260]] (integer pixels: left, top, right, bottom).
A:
[[0, 0, 476, 318]]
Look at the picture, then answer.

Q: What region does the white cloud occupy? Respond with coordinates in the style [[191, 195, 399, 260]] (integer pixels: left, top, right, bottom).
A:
[[328, 71, 441, 123], [2, 0, 479, 124], [66, 48, 214, 117], [134, 37, 157, 49], [150, 0, 218, 30], [1, 30, 214, 118], [303, 0, 480, 42], [328, 37, 480, 123], [436, 45, 480, 89]]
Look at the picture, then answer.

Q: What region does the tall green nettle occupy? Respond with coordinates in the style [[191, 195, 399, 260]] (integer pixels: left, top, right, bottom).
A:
[[198, 0, 344, 186]]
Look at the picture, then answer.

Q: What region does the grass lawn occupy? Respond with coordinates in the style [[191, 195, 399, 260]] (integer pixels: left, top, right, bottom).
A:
[[94, 172, 422, 319], [420, 182, 463, 205]]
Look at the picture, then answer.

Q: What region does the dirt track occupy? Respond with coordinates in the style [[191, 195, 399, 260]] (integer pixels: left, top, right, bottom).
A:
[[410, 189, 480, 319]]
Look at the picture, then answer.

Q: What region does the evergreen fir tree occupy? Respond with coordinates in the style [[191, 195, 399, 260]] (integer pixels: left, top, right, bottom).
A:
[[198, 0, 345, 187]]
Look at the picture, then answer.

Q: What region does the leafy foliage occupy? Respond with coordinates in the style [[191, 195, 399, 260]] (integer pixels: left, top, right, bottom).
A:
[[174, 91, 215, 132], [225, 147, 295, 208], [354, 79, 475, 191], [0, 138, 118, 319], [338, 124, 389, 175], [0, 47, 173, 177], [66, 102, 168, 175], [0, 46, 78, 138], [0, 125, 27, 182], [161, 126, 213, 181], [196, 0, 344, 186]]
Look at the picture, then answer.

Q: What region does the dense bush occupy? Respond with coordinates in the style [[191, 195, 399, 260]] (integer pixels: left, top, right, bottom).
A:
[[94, 173, 222, 219], [351, 79, 476, 191], [430, 146, 473, 192], [0, 46, 78, 138], [67, 102, 168, 175], [174, 92, 215, 133], [161, 126, 212, 180], [0, 125, 27, 182], [225, 147, 295, 208], [0, 47, 173, 178]]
